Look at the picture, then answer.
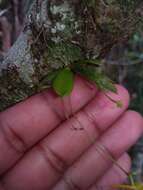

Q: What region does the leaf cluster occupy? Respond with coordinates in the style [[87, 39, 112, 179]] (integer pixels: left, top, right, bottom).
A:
[[72, 60, 117, 93], [45, 42, 82, 68]]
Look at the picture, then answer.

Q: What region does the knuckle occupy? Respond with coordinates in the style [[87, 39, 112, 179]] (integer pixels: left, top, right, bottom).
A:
[[0, 119, 27, 154], [71, 114, 85, 130], [121, 153, 131, 172], [115, 84, 130, 101], [62, 176, 82, 190], [37, 143, 68, 174], [82, 109, 101, 134]]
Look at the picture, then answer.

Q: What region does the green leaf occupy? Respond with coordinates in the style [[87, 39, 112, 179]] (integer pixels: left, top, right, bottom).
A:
[[114, 183, 143, 190], [76, 59, 102, 67], [37, 70, 63, 91], [96, 75, 117, 93], [72, 63, 117, 93], [52, 68, 74, 97], [40, 69, 62, 86]]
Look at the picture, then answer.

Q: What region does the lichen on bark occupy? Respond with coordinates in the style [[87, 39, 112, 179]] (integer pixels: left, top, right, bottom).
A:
[[0, 0, 143, 111]]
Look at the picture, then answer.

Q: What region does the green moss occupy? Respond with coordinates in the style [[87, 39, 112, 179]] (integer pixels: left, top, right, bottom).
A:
[[44, 42, 82, 68], [1, 0, 143, 111], [0, 67, 35, 111]]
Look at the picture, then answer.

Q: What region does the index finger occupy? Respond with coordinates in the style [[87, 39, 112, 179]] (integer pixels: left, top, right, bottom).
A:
[[0, 76, 97, 174]]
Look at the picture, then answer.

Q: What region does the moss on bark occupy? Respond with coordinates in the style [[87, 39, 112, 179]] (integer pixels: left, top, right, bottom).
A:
[[0, 0, 142, 111]]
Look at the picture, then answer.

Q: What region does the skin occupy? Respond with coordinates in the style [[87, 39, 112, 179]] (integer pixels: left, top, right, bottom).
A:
[[0, 76, 142, 190]]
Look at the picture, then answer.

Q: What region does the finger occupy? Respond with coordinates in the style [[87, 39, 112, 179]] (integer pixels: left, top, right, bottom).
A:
[[84, 84, 130, 131], [89, 153, 131, 190], [51, 111, 143, 190], [0, 86, 130, 190], [33, 85, 130, 166], [0, 185, 4, 190], [0, 76, 97, 174]]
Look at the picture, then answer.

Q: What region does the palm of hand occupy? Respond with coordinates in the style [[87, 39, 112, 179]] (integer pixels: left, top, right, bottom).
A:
[[0, 76, 142, 190]]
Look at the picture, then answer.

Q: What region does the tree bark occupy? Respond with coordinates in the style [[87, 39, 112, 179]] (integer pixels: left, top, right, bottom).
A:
[[0, 0, 142, 111]]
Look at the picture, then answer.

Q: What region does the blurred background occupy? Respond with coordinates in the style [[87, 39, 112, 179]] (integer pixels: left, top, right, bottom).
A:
[[0, 0, 143, 114]]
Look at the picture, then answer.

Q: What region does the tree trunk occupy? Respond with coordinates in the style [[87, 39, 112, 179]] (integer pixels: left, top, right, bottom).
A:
[[0, 0, 142, 111]]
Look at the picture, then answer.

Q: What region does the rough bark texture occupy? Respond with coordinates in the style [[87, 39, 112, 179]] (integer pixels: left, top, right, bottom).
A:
[[1, 0, 142, 111]]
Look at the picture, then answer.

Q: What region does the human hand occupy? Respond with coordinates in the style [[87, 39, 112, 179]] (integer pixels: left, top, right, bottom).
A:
[[0, 76, 142, 190]]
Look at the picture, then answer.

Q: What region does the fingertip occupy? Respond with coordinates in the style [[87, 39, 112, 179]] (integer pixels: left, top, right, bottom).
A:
[[123, 110, 143, 137], [108, 84, 130, 108], [70, 75, 98, 111], [73, 75, 98, 94], [84, 84, 130, 131], [107, 153, 131, 182], [100, 109, 143, 160], [93, 153, 131, 190], [118, 153, 131, 175]]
